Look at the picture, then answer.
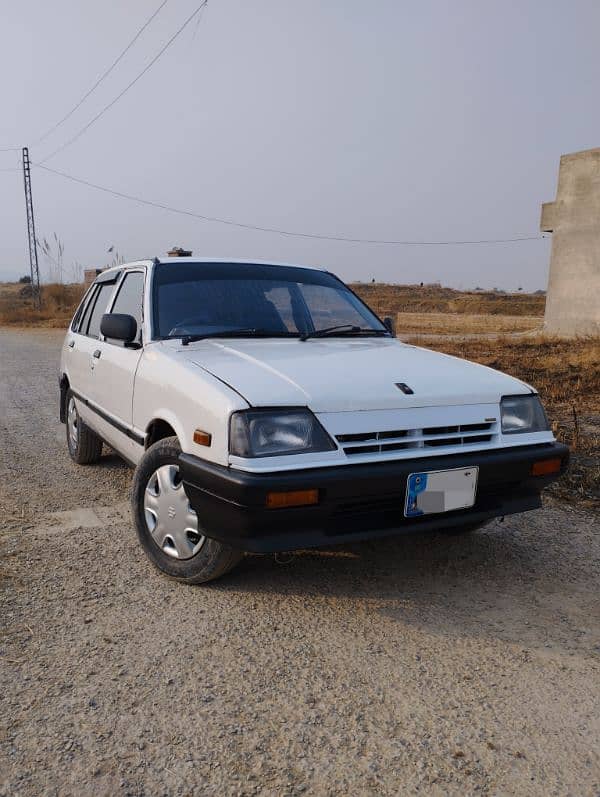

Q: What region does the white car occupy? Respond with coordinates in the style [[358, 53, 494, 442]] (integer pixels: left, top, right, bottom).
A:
[[59, 257, 568, 583]]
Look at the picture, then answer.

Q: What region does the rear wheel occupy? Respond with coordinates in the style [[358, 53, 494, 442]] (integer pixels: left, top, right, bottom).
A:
[[132, 437, 243, 584], [66, 391, 103, 464]]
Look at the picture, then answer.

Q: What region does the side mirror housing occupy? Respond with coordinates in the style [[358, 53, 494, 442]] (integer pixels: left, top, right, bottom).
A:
[[101, 313, 137, 344], [383, 316, 395, 336]]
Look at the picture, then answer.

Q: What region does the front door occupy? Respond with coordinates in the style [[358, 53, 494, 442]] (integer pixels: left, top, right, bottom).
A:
[[91, 270, 146, 460], [66, 280, 117, 409]]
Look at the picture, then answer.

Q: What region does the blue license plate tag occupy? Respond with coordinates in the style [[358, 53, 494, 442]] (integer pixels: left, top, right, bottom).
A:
[[404, 467, 478, 518]]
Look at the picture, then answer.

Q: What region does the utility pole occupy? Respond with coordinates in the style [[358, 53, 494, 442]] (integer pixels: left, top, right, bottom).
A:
[[22, 146, 41, 309]]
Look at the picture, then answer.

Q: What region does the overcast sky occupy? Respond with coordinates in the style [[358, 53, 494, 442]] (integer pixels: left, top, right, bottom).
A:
[[1, 0, 599, 289]]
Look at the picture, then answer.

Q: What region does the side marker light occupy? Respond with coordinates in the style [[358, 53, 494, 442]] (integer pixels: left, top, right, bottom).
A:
[[531, 458, 561, 476], [266, 489, 319, 509]]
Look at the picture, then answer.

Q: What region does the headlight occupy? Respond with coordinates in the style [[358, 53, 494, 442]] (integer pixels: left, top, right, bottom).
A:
[[501, 395, 549, 434], [229, 408, 336, 457]]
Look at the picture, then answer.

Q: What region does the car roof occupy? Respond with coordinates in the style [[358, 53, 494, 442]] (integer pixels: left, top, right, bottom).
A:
[[152, 257, 324, 271], [93, 259, 330, 287], [103, 257, 324, 272]]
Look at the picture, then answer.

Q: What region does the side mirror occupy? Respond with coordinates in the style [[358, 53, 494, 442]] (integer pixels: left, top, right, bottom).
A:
[[383, 316, 395, 336], [101, 313, 137, 344]]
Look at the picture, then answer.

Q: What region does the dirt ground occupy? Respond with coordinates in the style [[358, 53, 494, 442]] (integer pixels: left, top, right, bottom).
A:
[[1, 328, 599, 797]]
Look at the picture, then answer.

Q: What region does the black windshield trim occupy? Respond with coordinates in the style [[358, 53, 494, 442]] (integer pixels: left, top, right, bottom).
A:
[[153, 261, 339, 287]]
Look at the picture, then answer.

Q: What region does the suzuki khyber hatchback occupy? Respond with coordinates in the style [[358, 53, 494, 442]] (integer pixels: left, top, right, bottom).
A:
[[59, 258, 568, 583]]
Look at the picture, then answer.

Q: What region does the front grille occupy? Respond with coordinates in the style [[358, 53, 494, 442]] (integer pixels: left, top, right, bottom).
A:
[[336, 421, 498, 457]]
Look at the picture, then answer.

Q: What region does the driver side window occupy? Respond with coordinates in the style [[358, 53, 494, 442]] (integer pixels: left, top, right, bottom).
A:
[[109, 272, 145, 343], [83, 283, 115, 339]]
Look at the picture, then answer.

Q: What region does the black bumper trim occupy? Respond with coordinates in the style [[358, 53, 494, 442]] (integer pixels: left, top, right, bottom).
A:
[[179, 443, 569, 553]]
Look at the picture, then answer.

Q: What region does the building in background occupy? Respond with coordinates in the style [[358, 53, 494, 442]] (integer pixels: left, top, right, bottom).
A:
[[541, 148, 600, 336], [83, 268, 104, 287]]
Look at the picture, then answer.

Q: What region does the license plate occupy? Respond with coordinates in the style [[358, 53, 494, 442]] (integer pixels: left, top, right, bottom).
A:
[[404, 466, 479, 517]]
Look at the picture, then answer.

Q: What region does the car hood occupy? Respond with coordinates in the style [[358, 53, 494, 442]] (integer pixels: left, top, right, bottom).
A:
[[167, 338, 531, 412]]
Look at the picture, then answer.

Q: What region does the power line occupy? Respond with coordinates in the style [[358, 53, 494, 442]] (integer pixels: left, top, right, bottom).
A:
[[33, 0, 170, 146], [38, 0, 208, 164], [34, 162, 544, 246]]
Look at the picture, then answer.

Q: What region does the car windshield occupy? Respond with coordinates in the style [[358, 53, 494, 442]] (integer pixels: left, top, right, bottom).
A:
[[152, 262, 387, 340]]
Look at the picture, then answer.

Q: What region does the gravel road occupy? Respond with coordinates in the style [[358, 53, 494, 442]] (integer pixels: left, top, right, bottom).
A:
[[1, 328, 599, 796]]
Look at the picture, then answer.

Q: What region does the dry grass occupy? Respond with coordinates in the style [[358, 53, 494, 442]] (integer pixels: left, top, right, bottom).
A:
[[351, 283, 545, 318], [0, 282, 85, 327], [396, 312, 541, 335], [406, 334, 600, 508]]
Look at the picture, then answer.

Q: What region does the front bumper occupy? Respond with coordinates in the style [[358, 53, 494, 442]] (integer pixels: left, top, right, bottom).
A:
[[179, 443, 569, 553]]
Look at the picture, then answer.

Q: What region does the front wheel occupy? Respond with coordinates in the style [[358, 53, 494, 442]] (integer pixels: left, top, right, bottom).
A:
[[131, 437, 243, 584]]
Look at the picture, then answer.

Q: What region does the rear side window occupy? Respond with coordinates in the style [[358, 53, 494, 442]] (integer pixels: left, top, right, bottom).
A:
[[85, 283, 115, 339], [110, 272, 145, 342]]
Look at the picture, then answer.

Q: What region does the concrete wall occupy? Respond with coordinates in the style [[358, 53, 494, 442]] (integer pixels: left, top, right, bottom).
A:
[[542, 148, 600, 336]]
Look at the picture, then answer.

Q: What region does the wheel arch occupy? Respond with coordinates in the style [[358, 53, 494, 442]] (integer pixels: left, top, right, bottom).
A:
[[145, 415, 184, 449], [59, 374, 70, 424]]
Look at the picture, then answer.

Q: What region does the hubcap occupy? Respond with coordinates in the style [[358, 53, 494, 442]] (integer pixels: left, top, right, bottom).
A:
[[143, 464, 205, 559], [67, 396, 78, 448]]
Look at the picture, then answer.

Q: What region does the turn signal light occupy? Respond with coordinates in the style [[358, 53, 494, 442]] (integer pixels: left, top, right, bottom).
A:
[[266, 489, 319, 509], [531, 458, 561, 476], [193, 429, 212, 447]]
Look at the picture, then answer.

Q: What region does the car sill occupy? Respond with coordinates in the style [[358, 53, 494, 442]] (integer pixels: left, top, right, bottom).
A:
[[71, 389, 145, 447]]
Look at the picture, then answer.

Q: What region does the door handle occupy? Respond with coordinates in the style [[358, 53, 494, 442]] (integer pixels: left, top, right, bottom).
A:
[[93, 349, 101, 359], [68, 339, 75, 349]]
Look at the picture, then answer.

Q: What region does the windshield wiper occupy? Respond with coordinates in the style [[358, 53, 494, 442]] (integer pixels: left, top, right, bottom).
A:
[[180, 328, 291, 346], [299, 325, 388, 341]]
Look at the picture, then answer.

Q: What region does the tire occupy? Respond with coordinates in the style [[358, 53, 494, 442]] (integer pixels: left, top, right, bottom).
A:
[[131, 436, 243, 584], [66, 390, 103, 465]]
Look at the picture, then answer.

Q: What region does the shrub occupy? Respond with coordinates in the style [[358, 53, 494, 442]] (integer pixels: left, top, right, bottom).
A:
[[0, 282, 85, 327]]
